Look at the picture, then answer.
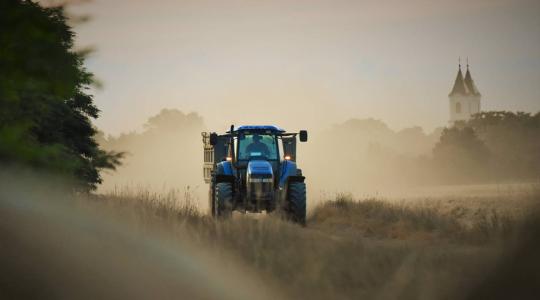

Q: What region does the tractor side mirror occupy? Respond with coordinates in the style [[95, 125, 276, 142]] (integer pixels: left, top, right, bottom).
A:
[[209, 133, 218, 146], [299, 130, 308, 142]]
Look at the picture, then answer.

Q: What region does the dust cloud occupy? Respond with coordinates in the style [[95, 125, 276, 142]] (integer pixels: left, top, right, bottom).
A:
[[96, 108, 539, 212], [302, 118, 442, 199], [97, 109, 447, 209], [97, 109, 207, 202], [0, 169, 280, 300]]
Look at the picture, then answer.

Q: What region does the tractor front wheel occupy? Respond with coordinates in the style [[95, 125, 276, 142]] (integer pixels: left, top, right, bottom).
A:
[[287, 182, 306, 225], [214, 182, 233, 219]]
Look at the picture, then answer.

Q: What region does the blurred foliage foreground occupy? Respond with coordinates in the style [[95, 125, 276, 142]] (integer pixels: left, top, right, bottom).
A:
[[0, 0, 121, 190]]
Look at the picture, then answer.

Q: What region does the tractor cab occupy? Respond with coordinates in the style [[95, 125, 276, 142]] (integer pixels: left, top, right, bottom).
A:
[[232, 126, 287, 185], [237, 131, 278, 161]]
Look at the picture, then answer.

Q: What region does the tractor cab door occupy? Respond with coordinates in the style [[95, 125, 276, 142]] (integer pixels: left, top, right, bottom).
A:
[[281, 136, 297, 161], [214, 135, 229, 163]]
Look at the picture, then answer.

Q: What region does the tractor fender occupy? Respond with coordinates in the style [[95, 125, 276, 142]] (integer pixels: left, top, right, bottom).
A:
[[215, 161, 235, 183], [279, 160, 303, 189], [216, 161, 234, 176]]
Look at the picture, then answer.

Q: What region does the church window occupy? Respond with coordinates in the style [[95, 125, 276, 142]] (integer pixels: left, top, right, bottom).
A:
[[456, 102, 461, 113]]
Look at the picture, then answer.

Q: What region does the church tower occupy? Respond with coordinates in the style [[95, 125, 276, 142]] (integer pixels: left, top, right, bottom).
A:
[[448, 60, 481, 125]]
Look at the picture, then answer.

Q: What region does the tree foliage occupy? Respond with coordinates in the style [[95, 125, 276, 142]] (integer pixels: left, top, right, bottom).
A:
[[433, 127, 490, 181], [433, 111, 540, 182], [0, 0, 121, 190], [467, 111, 540, 179], [144, 109, 205, 133]]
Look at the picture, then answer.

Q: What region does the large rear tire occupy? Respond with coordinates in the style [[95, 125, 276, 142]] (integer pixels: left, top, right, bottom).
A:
[[287, 182, 306, 225], [214, 182, 233, 219]]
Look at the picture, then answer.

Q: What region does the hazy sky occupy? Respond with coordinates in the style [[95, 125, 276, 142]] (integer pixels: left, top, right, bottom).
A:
[[69, 0, 540, 135]]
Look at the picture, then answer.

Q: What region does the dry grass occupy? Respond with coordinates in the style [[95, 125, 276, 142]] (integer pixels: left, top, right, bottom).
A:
[[309, 193, 521, 243], [86, 188, 539, 300], [2, 175, 539, 299]]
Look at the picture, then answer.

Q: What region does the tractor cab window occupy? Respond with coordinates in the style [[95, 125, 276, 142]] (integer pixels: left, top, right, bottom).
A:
[[238, 133, 278, 160]]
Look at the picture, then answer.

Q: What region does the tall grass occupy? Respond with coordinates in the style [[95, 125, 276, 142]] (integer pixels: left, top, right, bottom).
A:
[[2, 174, 538, 299], [83, 189, 539, 300], [309, 193, 518, 243]]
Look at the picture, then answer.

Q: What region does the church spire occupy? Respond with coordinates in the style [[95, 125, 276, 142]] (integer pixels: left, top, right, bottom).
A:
[[448, 59, 482, 125], [464, 60, 481, 96], [449, 61, 469, 96]]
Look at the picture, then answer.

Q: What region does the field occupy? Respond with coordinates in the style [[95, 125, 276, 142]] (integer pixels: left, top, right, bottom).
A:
[[1, 175, 539, 299]]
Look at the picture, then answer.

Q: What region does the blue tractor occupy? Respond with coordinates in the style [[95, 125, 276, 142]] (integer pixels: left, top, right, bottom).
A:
[[202, 125, 308, 224]]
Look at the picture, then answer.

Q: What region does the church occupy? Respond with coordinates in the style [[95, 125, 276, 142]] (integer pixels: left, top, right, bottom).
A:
[[448, 61, 481, 124]]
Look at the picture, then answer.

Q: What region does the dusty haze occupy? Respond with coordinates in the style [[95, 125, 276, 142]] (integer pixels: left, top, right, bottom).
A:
[[97, 109, 539, 213], [97, 110, 445, 209], [4, 1, 540, 299], [65, 0, 540, 135]]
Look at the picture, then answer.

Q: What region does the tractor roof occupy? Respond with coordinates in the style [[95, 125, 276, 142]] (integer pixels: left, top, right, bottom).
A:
[[235, 125, 285, 132]]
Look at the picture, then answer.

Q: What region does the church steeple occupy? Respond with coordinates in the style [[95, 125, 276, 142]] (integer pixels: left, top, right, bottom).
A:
[[448, 58, 482, 125], [449, 63, 469, 96], [463, 62, 481, 96]]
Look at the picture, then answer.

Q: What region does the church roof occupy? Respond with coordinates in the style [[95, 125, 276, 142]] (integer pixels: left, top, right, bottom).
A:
[[449, 66, 469, 96], [464, 66, 481, 96]]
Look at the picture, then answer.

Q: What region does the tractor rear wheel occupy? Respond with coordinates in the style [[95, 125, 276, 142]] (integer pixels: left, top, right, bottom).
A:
[[287, 182, 306, 225], [208, 184, 215, 216], [214, 182, 233, 218]]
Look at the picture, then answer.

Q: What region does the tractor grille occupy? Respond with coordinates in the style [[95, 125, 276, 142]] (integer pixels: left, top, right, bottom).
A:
[[247, 174, 273, 201], [248, 182, 273, 201]]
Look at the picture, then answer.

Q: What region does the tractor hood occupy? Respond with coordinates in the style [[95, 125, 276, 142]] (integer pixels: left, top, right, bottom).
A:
[[247, 160, 273, 177], [246, 160, 274, 203]]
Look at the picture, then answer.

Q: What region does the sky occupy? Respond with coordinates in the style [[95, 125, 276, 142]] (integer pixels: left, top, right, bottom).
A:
[[67, 0, 540, 135]]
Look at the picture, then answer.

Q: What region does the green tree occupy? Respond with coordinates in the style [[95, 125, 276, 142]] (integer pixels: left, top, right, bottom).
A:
[[432, 127, 490, 181], [467, 111, 540, 179], [0, 0, 121, 190], [144, 109, 205, 133]]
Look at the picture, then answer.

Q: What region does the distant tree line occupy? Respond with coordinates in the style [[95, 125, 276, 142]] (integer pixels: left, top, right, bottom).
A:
[[433, 111, 540, 182], [0, 0, 121, 190], [306, 112, 539, 192]]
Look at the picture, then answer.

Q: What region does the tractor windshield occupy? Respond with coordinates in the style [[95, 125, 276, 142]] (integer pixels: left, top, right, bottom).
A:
[[237, 133, 278, 160]]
